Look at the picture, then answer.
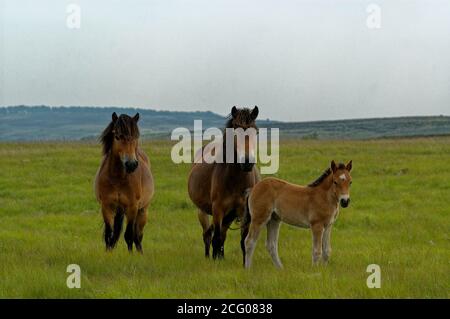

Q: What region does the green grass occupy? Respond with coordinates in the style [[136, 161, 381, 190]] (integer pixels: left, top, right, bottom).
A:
[[0, 138, 449, 298]]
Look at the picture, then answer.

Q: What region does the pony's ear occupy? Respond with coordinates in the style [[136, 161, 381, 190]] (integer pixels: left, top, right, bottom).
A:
[[133, 113, 140, 122], [331, 160, 337, 173], [251, 106, 259, 120], [112, 112, 118, 122], [231, 106, 238, 118], [346, 160, 352, 172]]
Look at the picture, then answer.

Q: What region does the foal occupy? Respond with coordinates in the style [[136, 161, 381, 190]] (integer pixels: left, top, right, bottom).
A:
[[244, 160, 352, 268]]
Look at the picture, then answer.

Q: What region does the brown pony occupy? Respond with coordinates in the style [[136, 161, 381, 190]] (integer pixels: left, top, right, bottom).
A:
[[94, 112, 154, 253], [244, 160, 352, 268], [188, 106, 261, 260]]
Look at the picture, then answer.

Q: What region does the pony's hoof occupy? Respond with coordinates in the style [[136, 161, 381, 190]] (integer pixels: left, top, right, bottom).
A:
[[212, 253, 223, 260]]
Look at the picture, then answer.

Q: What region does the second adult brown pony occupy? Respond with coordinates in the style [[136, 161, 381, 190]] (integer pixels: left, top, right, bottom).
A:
[[188, 106, 261, 260], [94, 112, 154, 253]]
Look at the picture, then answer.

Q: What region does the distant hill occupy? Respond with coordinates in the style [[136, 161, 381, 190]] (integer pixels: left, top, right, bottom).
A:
[[1, 106, 450, 141]]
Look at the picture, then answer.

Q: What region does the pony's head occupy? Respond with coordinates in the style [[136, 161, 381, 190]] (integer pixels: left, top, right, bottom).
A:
[[330, 160, 353, 208], [100, 112, 140, 174], [225, 106, 259, 172]]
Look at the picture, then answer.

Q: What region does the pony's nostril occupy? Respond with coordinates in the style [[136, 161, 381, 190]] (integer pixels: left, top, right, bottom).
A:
[[340, 198, 350, 207], [243, 156, 255, 165], [240, 162, 254, 172], [125, 160, 138, 173]]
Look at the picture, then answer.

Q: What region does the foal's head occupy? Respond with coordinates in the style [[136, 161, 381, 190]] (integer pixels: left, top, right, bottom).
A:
[[330, 160, 353, 207], [100, 112, 140, 173], [226, 106, 259, 172]]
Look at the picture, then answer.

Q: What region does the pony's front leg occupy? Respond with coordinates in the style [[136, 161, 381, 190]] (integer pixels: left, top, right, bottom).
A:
[[240, 221, 250, 267], [124, 205, 139, 252], [133, 207, 148, 253], [322, 225, 332, 263], [218, 211, 237, 259], [102, 204, 115, 251], [198, 210, 212, 258], [212, 203, 225, 260], [311, 223, 324, 265], [124, 218, 135, 252]]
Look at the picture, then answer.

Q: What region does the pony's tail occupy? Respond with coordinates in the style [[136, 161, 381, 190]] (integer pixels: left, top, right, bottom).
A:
[[111, 208, 125, 246]]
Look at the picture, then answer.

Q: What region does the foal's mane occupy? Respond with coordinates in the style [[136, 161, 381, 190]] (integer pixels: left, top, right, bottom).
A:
[[99, 114, 140, 155], [308, 163, 346, 187]]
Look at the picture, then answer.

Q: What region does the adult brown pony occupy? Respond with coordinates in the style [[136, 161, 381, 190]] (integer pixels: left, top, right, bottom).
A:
[[244, 160, 352, 268], [94, 112, 154, 253], [188, 106, 261, 260]]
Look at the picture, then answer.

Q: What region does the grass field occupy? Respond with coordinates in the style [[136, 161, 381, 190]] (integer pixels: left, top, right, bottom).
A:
[[0, 137, 449, 298]]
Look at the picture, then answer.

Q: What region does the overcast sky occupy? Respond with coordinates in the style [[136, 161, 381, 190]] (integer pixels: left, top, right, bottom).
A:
[[0, 0, 449, 121]]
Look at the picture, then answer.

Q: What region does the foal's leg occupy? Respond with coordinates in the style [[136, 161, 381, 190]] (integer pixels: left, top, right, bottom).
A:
[[311, 223, 325, 265], [266, 217, 283, 269], [198, 210, 212, 258], [102, 204, 115, 251], [244, 222, 263, 269], [133, 208, 148, 254], [322, 225, 332, 263], [240, 217, 250, 267]]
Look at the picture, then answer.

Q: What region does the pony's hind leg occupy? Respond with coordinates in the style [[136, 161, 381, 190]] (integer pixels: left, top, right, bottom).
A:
[[133, 208, 148, 253], [266, 216, 283, 269], [198, 210, 212, 258]]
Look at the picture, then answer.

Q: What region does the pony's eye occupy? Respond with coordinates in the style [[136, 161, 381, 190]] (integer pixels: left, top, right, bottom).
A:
[[115, 135, 120, 140], [334, 181, 338, 185]]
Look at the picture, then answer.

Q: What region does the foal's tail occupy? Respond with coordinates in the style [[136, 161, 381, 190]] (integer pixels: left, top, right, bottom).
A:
[[230, 188, 253, 231], [242, 188, 252, 228], [240, 188, 253, 266]]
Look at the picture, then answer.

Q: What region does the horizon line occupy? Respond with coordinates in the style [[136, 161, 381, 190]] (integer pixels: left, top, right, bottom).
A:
[[1, 104, 449, 124]]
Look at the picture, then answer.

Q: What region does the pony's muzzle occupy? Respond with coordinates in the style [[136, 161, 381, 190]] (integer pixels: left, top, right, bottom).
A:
[[125, 160, 138, 173], [340, 198, 350, 208], [239, 155, 255, 172]]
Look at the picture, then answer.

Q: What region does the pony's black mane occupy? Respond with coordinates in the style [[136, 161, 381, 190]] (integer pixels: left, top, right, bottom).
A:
[[219, 107, 258, 162], [99, 114, 140, 155], [308, 163, 346, 187], [225, 108, 258, 129]]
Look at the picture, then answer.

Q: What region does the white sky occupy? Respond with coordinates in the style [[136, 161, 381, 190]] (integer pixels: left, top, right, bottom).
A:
[[1, 0, 449, 121]]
